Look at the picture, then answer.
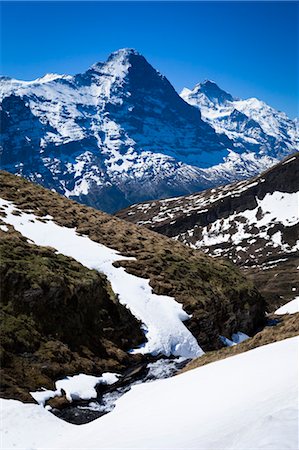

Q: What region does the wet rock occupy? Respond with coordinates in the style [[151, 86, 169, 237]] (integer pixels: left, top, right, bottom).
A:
[[47, 394, 70, 410], [53, 404, 106, 425]]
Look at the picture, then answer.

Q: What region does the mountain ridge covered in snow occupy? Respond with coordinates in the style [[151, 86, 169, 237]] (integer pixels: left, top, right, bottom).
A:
[[181, 80, 298, 160], [117, 152, 299, 308], [1, 48, 297, 212]]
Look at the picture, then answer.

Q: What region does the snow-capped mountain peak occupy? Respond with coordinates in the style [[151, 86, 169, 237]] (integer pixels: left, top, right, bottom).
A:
[[0, 49, 298, 213], [90, 48, 158, 82], [78, 47, 170, 106], [180, 80, 234, 119], [90, 48, 138, 75], [1, 49, 228, 211], [195, 79, 234, 104], [181, 81, 298, 161], [106, 47, 141, 60]]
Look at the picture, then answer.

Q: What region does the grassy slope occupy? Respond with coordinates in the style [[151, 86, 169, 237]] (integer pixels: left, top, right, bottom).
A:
[[181, 313, 299, 374], [0, 226, 145, 401], [0, 171, 266, 353]]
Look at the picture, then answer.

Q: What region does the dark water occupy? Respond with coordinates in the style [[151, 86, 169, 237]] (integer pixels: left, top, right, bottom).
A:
[[52, 357, 190, 424]]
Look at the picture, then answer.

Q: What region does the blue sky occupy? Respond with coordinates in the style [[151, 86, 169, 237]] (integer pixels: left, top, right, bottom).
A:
[[1, 1, 298, 117]]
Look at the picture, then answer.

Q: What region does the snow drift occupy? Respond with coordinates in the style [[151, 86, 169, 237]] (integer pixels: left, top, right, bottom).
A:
[[1, 337, 298, 449]]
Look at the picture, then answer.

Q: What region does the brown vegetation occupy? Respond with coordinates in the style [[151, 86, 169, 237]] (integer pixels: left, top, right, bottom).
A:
[[181, 313, 299, 374], [0, 225, 145, 401], [0, 170, 266, 352]]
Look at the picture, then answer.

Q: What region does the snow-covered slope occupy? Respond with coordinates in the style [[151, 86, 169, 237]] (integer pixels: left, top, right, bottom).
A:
[[2, 336, 298, 449], [275, 297, 299, 315], [181, 80, 298, 160], [117, 153, 299, 308], [1, 49, 297, 212], [0, 49, 229, 212]]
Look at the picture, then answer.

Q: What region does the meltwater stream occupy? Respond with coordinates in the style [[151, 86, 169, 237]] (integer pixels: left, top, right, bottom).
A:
[[52, 357, 190, 425]]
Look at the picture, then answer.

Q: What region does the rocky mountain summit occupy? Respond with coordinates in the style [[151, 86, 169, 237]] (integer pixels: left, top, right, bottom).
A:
[[1, 49, 297, 213], [117, 153, 299, 308], [0, 170, 265, 401]]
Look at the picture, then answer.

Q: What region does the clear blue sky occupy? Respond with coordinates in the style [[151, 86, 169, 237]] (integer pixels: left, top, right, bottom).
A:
[[1, 1, 298, 117]]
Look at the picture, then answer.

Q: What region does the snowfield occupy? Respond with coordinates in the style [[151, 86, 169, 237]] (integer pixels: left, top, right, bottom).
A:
[[1, 337, 298, 449], [192, 191, 299, 250], [0, 198, 203, 358], [144, 187, 299, 264]]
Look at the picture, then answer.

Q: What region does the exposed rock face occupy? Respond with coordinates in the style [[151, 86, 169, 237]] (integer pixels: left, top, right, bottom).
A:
[[1, 49, 297, 213], [117, 153, 299, 309], [0, 170, 265, 387]]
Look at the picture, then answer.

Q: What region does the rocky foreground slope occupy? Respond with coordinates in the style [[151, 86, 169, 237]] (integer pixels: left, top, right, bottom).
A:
[[0, 171, 265, 400], [1, 49, 297, 212], [117, 153, 299, 309]]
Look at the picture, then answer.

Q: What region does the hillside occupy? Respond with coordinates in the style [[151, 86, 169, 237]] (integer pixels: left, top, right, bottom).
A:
[[117, 153, 299, 309], [0, 170, 266, 400], [0, 228, 145, 401]]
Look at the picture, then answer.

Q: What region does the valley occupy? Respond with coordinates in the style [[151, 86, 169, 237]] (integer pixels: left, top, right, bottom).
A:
[[0, 35, 298, 449]]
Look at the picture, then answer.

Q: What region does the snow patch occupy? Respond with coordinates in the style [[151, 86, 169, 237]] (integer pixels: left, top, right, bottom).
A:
[[275, 297, 299, 315], [30, 389, 62, 407], [220, 331, 250, 347], [56, 373, 119, 402], [0, 224, 9, 232]]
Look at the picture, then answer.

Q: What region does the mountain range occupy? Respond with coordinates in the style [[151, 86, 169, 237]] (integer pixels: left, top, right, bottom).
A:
[[181, 80, 298, 160], [1, 48, 298, 212]]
